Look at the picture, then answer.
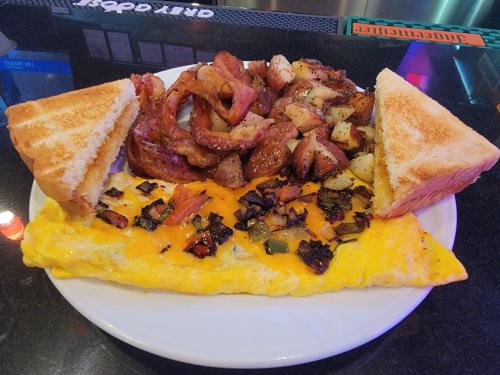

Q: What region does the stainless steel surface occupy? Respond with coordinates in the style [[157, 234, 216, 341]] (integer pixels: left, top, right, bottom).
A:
[[220, 0, 497, 27]]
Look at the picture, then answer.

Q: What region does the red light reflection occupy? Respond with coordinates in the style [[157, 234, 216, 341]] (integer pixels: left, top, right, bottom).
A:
[[0, 211, 24, 241]]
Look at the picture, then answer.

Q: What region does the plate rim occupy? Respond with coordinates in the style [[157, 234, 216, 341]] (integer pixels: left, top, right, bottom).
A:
[[27, 63, 458, 368]]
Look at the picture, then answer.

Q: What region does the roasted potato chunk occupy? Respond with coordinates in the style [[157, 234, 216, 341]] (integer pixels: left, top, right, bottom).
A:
[[346, 92, 375, 125], [357, 125, 375, 143], [305, 85, 339, 111], [331, 121, 364, 151], [285, 102, 325, 133], [325, 105, 355, 126], [350, 153, 374, 182], [323, 170, 354, 190]]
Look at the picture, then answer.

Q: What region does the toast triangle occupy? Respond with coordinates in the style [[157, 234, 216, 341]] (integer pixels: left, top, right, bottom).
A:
[[373, 68, 499, 218]]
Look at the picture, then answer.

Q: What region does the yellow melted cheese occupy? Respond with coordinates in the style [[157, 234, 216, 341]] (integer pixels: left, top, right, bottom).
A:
[[21, 172, 468, 295]]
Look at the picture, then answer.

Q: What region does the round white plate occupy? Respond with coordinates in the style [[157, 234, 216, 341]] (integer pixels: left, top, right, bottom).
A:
[[29, 65, 457, 369]]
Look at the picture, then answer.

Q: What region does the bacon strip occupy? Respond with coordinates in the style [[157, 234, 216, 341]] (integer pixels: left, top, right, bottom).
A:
[[191, 97, 273, 151], [126, 114, 205, 183], [164, 185, 209, 225], [161, 76, 219, 168], [131, 73, 166, 113]]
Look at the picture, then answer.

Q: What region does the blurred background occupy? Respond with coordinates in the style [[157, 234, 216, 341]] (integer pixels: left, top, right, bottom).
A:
[[218, 0, 499, 29]]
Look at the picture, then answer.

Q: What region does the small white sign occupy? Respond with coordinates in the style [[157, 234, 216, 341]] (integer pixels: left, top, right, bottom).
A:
[[73, 0, 215, 18]]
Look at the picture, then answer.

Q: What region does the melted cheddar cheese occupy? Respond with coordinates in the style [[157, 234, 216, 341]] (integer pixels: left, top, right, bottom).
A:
[[21, 172, 467, 295]]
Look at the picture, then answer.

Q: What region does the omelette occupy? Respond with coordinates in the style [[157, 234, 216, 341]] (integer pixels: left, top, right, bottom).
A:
[[22, 172, 467, 296]]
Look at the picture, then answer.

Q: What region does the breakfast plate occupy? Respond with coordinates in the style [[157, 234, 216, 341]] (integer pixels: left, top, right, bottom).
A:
[[28, 65, 458, 369]]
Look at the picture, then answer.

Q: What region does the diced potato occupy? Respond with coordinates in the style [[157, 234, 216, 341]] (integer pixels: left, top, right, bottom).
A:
[[287, 138, 300, 153], [291, 60, 315, 81], [357, 126, 375, 143], [285, 102, 325, 133], [323, 170, 353, 190], [331, 121, 363, 150], [325, 105, 355, 126], [305, 85, 338, 110], [350, 153, 374, 182], [346, 92, 375, 125], [210, 110, 231, 132]]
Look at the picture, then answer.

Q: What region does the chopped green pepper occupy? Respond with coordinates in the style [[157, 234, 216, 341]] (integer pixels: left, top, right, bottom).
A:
[[264, 239, 289, 255], [248, 221, 271, 242]]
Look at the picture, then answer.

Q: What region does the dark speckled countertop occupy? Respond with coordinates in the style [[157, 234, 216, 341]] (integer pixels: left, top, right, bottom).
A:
[[0, 3, 499, 374]]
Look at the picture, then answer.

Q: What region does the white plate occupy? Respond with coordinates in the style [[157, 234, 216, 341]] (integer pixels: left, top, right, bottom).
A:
[[29, 65, 457, 369]]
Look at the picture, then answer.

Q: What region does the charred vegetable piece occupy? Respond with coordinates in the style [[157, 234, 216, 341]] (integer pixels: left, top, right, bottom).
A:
[[136, 181, 159, 194], [133, 215, 158, 231], [352, 185, 373, 199], [248, 221, 271, 242], [264, 239, 289, 254], [316, 188, 352, 222], [234, 205, 263, 225], [184, 231, 216, 259], [206, 213, 233, 245], [334, 222, 363, 236], [285, 207, 308, 227], [256, 178, 288, 192], [97, 209, 128, 229], [353, 211, 373, 229], [297, 240, 333, 275], [104, 187, 124, 198], [238, 190, 274, 210], [133, 199, 173, 231], [191, 214, 204, 231], [97, 200, 109, 209]]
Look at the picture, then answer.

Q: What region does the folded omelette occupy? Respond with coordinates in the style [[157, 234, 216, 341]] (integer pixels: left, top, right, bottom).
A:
[[22, 172, 467, 296]]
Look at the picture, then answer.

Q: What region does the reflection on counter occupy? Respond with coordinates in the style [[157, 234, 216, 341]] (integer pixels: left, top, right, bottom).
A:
[[0, 50, 73, 126]]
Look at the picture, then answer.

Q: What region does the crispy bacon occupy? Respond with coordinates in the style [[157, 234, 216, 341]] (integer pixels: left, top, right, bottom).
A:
[[164, 185, 209, 225], [96, 209, 129, 229], [131, 73, 166, 113], [197, 64, 233, 98], [126, 113, 205, 183], [211, 51, 257, 124], [190, 97, 273, 151], [161, 79, 219, 168]]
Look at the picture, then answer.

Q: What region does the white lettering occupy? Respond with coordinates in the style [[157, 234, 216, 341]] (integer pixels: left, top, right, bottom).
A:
[[154, 5, 169, 14], [114, 2, 135, 13], [101, 0, 118, 12], [72, 0, 92, 6], [89, 0, 101, 8], [169, 6, 184, 15], [197, 9, 214, 18], [134, 4, 152, 12], [183, 8, 198, 17]]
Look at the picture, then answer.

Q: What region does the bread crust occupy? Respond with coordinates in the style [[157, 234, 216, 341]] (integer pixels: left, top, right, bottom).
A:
[[374, 68, 500, 217]]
